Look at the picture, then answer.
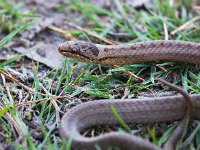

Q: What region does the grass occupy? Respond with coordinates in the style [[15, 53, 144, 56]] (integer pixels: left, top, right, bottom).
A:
[[0, 1, 39, 32], [0, 0, 200, 149], [0, 21, 37, 48]]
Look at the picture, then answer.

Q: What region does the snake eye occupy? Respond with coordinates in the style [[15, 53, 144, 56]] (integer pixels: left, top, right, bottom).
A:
[[70, 47, 81, 55], [69, 46, 76, 54]]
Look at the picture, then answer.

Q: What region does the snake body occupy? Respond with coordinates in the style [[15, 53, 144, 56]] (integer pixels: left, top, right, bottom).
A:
[[58, 40, 200, 66], [58, 40, 200, 150]]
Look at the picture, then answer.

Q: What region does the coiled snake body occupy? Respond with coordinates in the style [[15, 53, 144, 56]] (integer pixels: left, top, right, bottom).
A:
[[58, 40, 200, 150]]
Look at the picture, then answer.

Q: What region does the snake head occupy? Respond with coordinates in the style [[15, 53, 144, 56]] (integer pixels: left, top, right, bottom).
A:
[[58, 41, 100, 62]]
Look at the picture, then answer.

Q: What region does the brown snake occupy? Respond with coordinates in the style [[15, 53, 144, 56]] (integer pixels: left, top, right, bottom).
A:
[[58, 40, 200, 150]]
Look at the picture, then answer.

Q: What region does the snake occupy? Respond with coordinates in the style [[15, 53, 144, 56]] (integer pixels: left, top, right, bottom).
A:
[[58, 40, 200, 150]]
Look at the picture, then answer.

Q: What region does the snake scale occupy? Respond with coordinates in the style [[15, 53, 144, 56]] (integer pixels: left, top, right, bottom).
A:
[[58, 40, 200, 150]]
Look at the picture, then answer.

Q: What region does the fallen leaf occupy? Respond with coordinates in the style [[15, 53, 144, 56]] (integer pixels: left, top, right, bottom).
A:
[[13, 43, 64, 68]]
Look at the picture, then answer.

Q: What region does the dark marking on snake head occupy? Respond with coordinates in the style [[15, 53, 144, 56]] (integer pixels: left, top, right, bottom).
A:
[[88, 44, 100, 57]]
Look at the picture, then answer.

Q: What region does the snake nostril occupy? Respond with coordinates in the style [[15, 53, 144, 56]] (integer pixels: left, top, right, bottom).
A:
[[71, 49, 77, 54], [58, 44, 63, 52]]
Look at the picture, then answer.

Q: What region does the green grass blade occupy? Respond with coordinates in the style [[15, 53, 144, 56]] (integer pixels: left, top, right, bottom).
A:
[[0, 21, 37, 48], [111, 105, 131, 133], [0, 105, 11, 116]]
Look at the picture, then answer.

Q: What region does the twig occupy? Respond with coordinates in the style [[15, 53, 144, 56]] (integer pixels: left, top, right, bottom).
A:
[[169, 0, 174, 6], [66, 22, 118, 45], [163, 22, 169, 40], [39, 83, 60, 123], [4, 66, 26, 82], [121, 88, 130, 99], [194, 6, 200, 11], [0, 70, 17, 82], [48, 25, 76, 40], [0, 70, 34, 93], [171, 16, 200, 35], [113, 65, 145, 82], [108, 32, 133, 39], [16, 95, 71, 107], [0, 103, 23, 137], [153, 64, 168, 72], [0, 57, 8, 62]]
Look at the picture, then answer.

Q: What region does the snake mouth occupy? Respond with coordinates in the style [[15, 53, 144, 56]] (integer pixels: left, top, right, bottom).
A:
[[60, 51, 95, 63]]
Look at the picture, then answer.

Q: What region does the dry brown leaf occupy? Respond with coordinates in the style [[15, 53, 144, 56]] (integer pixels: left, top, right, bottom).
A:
[[13, 43, 64, 68]]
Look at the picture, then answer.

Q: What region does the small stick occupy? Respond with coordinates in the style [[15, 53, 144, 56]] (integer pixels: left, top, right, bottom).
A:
[[171, 16, 200, 35], [0, 70, 34, 93], [66, 23, 118, 45], [0, 103, 23, 137], [113, 65, 145, 82]]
